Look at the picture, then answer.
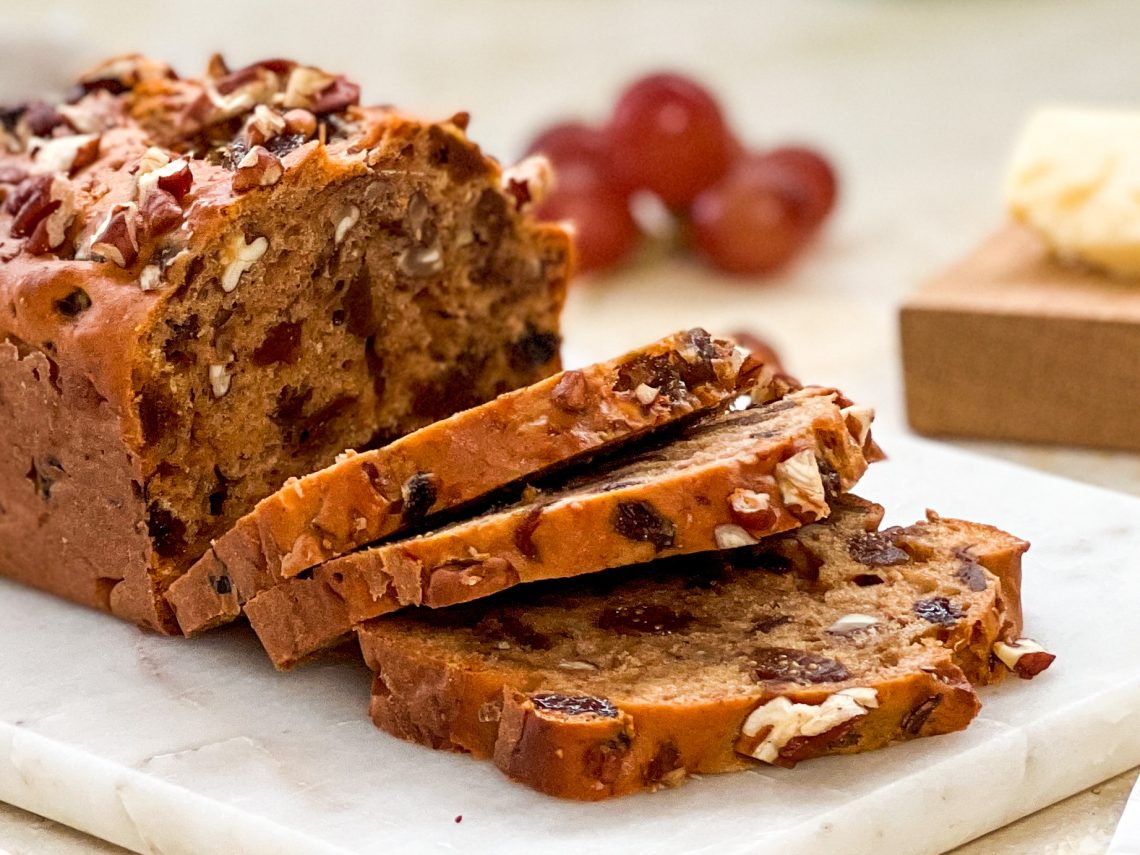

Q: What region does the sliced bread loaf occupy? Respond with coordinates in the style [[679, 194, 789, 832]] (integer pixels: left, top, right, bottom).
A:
[[167, 328, 783, 634], [357, 496, 1053, 799], [245, 386, 878, 667]]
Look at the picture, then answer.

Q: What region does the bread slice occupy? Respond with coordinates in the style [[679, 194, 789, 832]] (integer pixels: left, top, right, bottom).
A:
[[0, 54, 570, 632], [357, 496, 1054, 800], [167, 328, 787, 634], [245, 387, 879, 668]]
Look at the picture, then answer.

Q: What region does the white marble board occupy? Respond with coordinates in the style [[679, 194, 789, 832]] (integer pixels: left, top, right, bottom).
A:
[[1, 432, 1139, 855]]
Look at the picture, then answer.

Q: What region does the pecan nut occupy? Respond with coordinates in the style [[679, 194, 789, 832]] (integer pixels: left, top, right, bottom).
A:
[[232, 146, 284, 193], [90, 202, 140, 267]]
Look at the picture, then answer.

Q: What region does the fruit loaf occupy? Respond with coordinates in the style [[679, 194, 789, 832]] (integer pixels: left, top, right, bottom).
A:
[[0, 54, 570, 631], [167, 328, 791, 635], [245, 386, 879, 668], [358, 495, 1054, 800]]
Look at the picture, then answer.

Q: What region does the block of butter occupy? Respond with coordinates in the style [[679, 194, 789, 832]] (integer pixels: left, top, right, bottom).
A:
[[1006, 107, 1140, 279]]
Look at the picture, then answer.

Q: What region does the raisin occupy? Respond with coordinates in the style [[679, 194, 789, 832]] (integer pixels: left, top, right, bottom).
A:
[[146, 503, 187, 558], [400, 472, 438, 522], [753, 614, 792, 633], [513, 505, 544, 560], [901, 695, 943, 735], [848, 531, 910, 566], [531, 692, 619, 718], [644, 742, 682, 785], [265, 132, 307, 158], [914, 597, 964, 626], [251, 321, 303, 366], [475, 613, 551, 650], [26, 456, 65, 500], [53, 288, 92, 319], [777, 719, 860, 767], [613, 500, 675, 551], [957, 561, 988, 593], [210, 575, 233, 596], [472, 187, 509, 247], [427, 125, 488, 183], [507, 325, 560, 371], [851, 573, 884, 587], [598, 604, 693, 635], [752, 647, 850, 684], [675, 328, 718, 387], [612, 353, 686, 401]]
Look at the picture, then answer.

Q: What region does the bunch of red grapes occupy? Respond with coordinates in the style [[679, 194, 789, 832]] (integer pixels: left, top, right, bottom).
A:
[[527, 72, 837, 276]]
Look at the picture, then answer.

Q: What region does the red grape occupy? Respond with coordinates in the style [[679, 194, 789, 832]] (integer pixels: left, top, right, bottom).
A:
[[536, 174, 640, 275], [752, 146, 837, 224], [607, 72, 735, 207], [525, 121, 628, 196], [689, 159, 815, 275]]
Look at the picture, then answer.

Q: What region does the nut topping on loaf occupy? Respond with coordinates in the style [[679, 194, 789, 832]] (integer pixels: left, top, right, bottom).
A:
[[0, 54, 570, 630], [357, 496, 1053, 799]]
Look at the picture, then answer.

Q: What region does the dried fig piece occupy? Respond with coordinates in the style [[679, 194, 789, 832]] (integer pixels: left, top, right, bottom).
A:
[[752, 647, 851, 684]]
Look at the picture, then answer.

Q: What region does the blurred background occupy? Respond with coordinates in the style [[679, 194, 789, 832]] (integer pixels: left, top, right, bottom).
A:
[[3, 0, 1140, 481]]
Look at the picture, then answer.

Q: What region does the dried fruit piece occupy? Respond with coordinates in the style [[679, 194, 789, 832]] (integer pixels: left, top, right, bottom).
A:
[[530, 693, 619, 718], [914, 597, 964, 626], [901, 695, 942, 735], [550, 370, 588, 412], [400, 472, 438, 522], [612, 500, 675, 551], [957, 560, 989, 593], [848, 531, 910, 567], [53, 288, 92, 319], [752, 647, 851, 684]]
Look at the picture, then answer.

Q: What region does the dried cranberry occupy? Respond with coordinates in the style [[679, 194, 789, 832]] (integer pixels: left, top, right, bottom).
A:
[[914, 597, 964, 626], [531, 693, 619, 718], [847, 531, 910, 566], [598, 604, 693, 635], [613, 500, 675, 551], [752, 647, 850, 684]]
